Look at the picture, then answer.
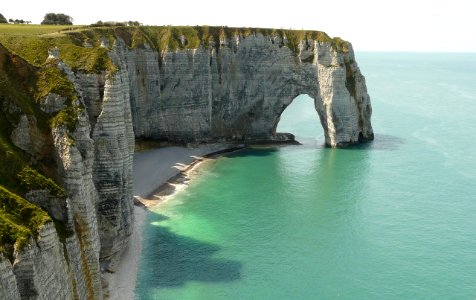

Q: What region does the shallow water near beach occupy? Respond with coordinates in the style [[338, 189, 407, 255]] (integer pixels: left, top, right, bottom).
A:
[[135, 53, 476, 299]]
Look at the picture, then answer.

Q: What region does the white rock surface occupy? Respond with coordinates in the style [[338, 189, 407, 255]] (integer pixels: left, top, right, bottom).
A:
[[11, 223, 73, 299], [0, 254, 20, 300], [122, 34, 373, 146]]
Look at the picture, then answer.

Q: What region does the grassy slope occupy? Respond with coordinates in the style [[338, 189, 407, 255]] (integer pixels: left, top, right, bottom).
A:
[[0, 26, 75, 260], [0, 24, 349, 62], [0, 186, 51, 260]]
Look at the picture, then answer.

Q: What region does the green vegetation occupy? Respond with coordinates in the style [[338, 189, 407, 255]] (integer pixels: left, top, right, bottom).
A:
[[36, 66, 76, 100], [0, 125, 68, 259], [35, 65, 83, 132], [49, 106, 80, 131], [0, 37, 72, 260], [0, 25, 349, 72], [41, 13, 73, 25], [0, 24, 115, 74], [91, 20, 141, 27], [0, 51, 38, 125], [282, 30, 306, 54], [0, 186, 51, 260], [331, 37, 350, 53], [0, 136, 28, 192], [0, 24, 82, 35], [0, 44, 82, 136], [18, 167, 67, 199], [0, 102, 68, 261], [59, 42, 115, 73], [0, 14, 7, 24], [0, 133, 67, 200], [0, 34, 58, 65], [0, 24, 349, 55], [89, 25, 349, 54], [0, 34, 115, 73], [8, 19, 31, 25], [119, 26, 202, 51]]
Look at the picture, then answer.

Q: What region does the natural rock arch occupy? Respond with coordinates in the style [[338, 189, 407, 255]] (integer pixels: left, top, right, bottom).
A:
[[126, 34, 373, 147], [272, 94, 322, 141]]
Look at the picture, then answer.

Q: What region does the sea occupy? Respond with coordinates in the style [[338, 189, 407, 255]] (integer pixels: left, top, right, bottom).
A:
[[135, 53, 476, 299]]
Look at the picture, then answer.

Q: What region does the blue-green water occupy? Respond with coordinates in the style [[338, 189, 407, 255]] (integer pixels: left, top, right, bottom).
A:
[[136, 53, 476, 299]]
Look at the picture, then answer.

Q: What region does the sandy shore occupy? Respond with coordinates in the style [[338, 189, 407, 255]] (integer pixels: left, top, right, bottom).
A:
[[105, 144, 240, 299]]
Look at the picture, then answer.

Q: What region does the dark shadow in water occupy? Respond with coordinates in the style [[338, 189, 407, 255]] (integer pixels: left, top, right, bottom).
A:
[[139, 212, 242, 289], [341, 134, 405, 151], [225, 134, 405, 155], [225, 147, 280, 158]]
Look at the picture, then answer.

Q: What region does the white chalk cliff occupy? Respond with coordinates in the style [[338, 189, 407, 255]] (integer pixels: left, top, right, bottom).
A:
[[0, 27, 373, 299], [127, 33, 373, 146]]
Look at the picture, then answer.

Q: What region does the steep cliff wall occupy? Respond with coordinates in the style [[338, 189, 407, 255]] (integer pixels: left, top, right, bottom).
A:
[[0, 25, 373, 299], [125, 30, 373, 146], [0, 38, 133, 298], [74, 43, 135, 264]]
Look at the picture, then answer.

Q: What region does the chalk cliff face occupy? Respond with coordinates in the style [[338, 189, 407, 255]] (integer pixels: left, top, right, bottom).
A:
[[127, 34, 373, 146], [0, 27, 373, 299], [74, 45, 135, 264]]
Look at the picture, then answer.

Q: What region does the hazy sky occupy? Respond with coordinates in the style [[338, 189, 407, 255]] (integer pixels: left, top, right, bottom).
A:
[[2, 0, 475, 52]]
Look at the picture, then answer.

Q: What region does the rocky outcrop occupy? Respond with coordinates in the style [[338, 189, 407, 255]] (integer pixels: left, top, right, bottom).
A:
[[1, 50, 133, 298], [316, 43, 373, 146], [125, 33, 373, 146], [75, 41, 135, 264], [52, 111, 104, 298], [0, 27, 372, 299], [1, 223, 73, 300], [0, 254, 21, 300], [10, 115, 46, 157]]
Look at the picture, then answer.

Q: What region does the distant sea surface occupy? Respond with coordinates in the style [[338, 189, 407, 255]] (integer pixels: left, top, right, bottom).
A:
[[135, 53, 476, 299]]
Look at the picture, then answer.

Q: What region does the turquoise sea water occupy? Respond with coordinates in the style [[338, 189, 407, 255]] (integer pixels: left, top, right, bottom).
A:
[[136, 53, 476, 299]]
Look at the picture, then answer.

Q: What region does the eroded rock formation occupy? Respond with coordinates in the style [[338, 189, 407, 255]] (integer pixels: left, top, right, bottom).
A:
[[127, 33, 373, 146], [0, 27, 373, 299]]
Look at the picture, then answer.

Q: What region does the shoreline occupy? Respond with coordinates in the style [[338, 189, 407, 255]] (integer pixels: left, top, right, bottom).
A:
[[134, 144, 245, 208], [104, 143, 244, 299]]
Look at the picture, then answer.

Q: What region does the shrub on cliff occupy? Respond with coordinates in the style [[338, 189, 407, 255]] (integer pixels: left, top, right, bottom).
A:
[[41, 13, 73, 25]]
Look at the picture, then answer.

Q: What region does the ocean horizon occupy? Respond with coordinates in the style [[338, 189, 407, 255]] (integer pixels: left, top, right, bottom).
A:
[[135, 52, 476, 299]]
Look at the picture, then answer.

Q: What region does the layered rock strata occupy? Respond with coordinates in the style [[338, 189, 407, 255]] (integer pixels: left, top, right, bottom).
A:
[[127, 34, 373, 146]]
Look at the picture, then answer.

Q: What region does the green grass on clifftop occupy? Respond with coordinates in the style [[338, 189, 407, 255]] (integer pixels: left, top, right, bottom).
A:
[[0, 24, 114, 73], [117, 26, 350, 54], [0, 24, 349, 69], [0, 24, 84, 36]]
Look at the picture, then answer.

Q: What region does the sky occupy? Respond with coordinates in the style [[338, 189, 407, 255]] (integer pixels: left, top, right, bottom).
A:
[[2, 0, 475, 52]]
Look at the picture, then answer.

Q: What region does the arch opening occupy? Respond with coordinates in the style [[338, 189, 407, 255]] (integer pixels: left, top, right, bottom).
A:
[[274, 94, 324, 145]]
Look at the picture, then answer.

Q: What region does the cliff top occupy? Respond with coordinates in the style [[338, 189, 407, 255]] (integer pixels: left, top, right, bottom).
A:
[[0, 24, 349, 73]]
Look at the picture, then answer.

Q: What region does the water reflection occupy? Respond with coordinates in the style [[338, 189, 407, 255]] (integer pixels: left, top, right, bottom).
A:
[[343, 134, 404, 151], [275, 143, 373, 234]]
